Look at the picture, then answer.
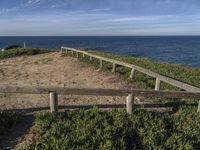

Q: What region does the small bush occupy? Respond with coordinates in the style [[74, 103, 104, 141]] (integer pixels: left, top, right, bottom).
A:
[[0, 48, 51, 58]]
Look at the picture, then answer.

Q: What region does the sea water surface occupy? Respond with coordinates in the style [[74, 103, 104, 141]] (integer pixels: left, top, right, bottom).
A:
[[0, 36, 200, 68]]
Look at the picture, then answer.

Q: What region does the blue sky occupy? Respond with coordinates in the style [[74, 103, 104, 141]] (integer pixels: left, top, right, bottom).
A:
[[0, 0, 200, 36]]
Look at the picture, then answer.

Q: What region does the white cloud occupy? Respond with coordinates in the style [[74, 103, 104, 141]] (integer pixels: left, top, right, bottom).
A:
[[106, 15, 176, 22], [49, 3, 68, 8], [90, 8, 111, 12], [0, 0, 47, 15], [23, 0, 48, 8], [0, 7, 18, 15], [27, 0, 45, 4]]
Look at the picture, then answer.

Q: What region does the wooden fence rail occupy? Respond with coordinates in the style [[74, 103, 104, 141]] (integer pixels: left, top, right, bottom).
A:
[[61, 47, 200, 93], [0, 85, 200, 113]]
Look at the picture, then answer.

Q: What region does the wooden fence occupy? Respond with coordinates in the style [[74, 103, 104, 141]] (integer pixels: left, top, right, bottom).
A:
[[1, 47, 200, 114], [1, 85, 199, 113], [61, 47, 200, 93]]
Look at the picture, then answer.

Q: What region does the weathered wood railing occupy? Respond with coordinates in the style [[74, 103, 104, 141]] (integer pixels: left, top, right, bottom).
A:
[[0, 85, 200, 113], [61, 47, 200, 93]]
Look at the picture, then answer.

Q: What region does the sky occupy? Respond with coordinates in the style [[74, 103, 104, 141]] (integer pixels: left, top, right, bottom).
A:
[[0, 0, 200, 36]]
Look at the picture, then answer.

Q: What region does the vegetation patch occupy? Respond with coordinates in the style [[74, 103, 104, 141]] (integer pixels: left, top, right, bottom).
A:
[[67, 48, 200, 90], [0, 111, 18, 136], [0, 48, 51, 59], [34, 58, 54, 64], [30, 108, 200, 150]]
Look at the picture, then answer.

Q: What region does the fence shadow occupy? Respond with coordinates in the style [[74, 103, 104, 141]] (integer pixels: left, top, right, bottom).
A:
[[5, 103, 174, 115], [0, 114, 34, 150]]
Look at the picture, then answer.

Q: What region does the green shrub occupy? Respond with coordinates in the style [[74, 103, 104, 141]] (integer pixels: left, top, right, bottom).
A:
[[31, 109, 141, 150], [30, 108, 200, 150], [0, 111, 18, 135], [0, 48, 51, 58]]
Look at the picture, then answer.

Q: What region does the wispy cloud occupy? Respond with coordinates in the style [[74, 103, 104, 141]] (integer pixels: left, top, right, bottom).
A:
[[105, 15, 176, 22], [0, 7, 18, 15], [0, 8, 8, 15], [49, 3, 68, 8], [1, 0, 200, 35], [26, 0, 46, 5], [23, 0, 48, 8], [90, 8, 111, 12], [0, 0, 47, 15]]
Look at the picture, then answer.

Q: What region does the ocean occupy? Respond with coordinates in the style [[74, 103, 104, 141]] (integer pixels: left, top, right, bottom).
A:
[[0, 36, 200, 68]]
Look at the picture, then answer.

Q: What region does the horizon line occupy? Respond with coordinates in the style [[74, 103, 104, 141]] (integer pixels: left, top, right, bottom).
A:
[[1, 35, 200, 37]]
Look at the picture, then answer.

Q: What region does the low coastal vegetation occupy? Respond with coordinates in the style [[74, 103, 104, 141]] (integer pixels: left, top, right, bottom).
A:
[[0, 48, 50, 58], [0, 111, 18, 136], [75, 48, 200, 90], [30, 108, 200, 150]]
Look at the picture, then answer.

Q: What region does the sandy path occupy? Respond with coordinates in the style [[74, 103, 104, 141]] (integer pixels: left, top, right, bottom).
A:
[[0, 52, 132, 112], [0, 52, 133, 149]]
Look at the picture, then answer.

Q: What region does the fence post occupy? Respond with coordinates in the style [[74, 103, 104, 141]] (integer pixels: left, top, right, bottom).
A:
[[130, 68, 135, 79], [72, 51, 74, 57], [155, 78, 161, 91], [126, 93, 135, 114], [112, 63, 116, 73], [82, 53, 85, 58], [100, 59, 103, 69], [76, 52, 79, 58], [61, 47, 63, 53], [50, 92, 58, 113], [65, 49, 68, 55], [90, 56, 93, 61], [23, 42, 26, 48], [197, 100, 200, 113]]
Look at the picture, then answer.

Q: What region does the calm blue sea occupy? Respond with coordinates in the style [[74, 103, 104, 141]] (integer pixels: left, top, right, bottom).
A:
[[0, 36, 200, 68]]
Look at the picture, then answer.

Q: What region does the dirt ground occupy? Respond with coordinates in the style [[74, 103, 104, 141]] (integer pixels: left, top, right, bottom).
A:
[[0, 52, 132, 111], [0, 52, 133, 149]]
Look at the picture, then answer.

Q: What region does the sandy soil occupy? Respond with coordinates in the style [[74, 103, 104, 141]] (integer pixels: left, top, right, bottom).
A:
[[0, 52, 132, 111]]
